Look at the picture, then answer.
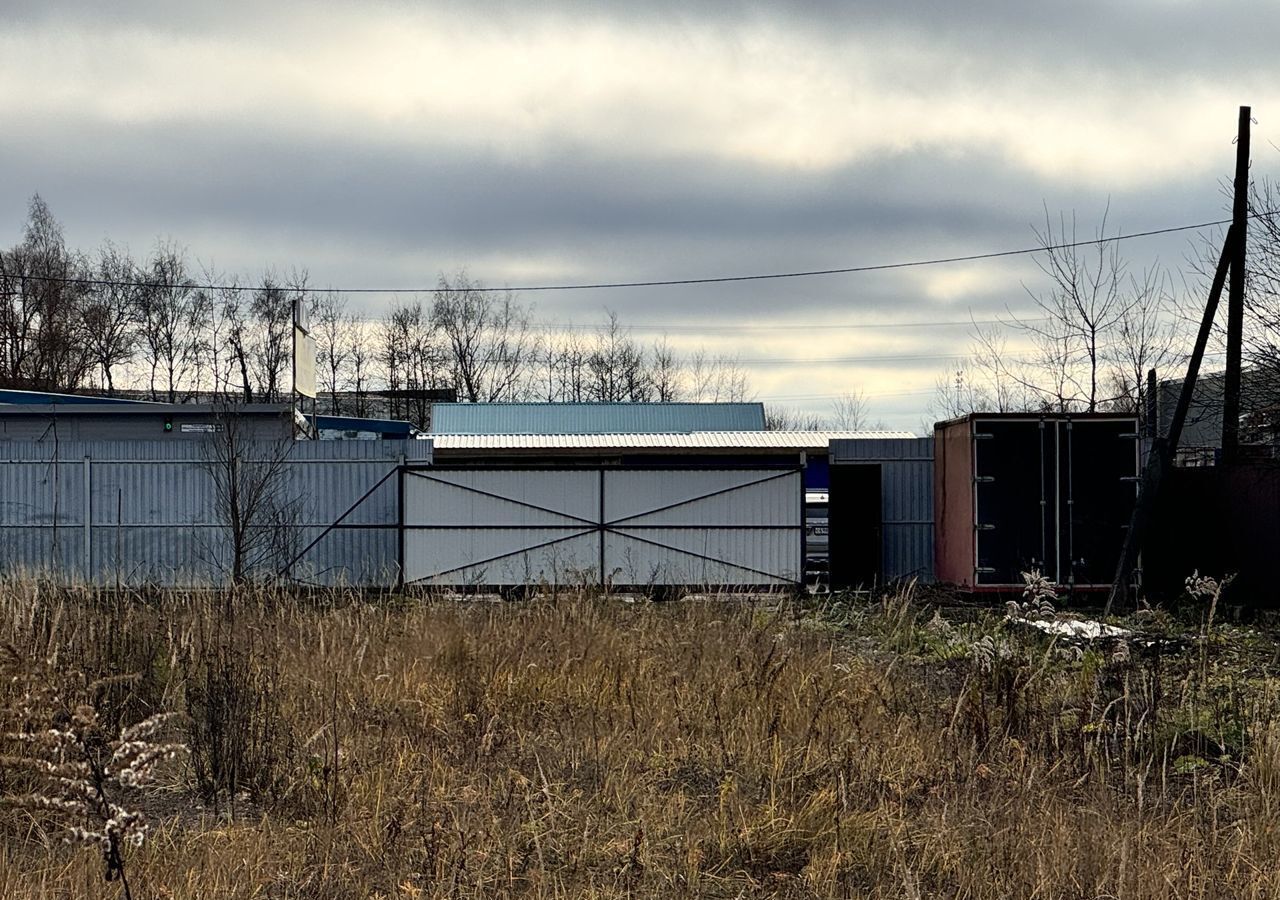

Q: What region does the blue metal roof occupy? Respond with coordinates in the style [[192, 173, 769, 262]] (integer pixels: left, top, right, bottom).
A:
[[429, 402, 766, 434], [316, 414, 420, 438], [0, 389, 154, 406]]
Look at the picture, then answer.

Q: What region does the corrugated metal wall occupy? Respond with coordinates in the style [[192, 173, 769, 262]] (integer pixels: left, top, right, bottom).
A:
[[428, 402, 767, 434], [0, 440, 431, 586], [0, 406, 292, 441], [402, 467, 801, 588], [829, 437, 934, 582]]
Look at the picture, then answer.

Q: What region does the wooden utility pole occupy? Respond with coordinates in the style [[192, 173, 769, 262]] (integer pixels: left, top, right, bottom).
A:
[[1106, 225, 1237, 615], [1221, 105, 1251, 461]]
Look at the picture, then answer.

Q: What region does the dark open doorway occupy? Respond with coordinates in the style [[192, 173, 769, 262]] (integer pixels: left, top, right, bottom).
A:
[[829, 463, 882, 589]]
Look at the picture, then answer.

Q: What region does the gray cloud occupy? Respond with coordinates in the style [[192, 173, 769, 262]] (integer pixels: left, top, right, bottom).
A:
[[1, 0, 1269, 428]]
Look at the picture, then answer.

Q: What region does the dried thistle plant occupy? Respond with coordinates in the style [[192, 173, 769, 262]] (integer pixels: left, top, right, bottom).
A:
[[1185, 570, 1235, 631], [1004, 569, 1058, 621], [0, 647, 187, 900]]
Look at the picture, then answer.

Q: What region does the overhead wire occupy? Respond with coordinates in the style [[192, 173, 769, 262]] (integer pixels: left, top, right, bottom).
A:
[[346, 314, 1052, 332], [2, 217, 1234, 295]]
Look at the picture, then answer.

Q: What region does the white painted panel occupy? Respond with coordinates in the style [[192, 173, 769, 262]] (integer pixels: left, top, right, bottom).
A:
[[402, 467, 801, 588], [605, 469, 800, 528], [403, 469, 599, 527], [295, 330, 317, 398], [404, 528, 598, 586], [605, 529, 799, 585]]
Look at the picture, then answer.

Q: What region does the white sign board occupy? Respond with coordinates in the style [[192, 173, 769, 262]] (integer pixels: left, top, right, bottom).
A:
[[295, 328, 317, 398]]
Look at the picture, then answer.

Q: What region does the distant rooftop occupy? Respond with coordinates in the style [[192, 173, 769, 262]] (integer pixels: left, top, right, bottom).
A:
[[428, 402, 766, 435], [430, 430, 915, 452], [0, 388, 155, 406]]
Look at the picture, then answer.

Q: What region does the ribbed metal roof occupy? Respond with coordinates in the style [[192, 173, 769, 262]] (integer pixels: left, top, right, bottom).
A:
[[431, 430, 915, 451], [315, 414, 421, 437], [0, 389, 156, 406], [428, 402, 766, 434]]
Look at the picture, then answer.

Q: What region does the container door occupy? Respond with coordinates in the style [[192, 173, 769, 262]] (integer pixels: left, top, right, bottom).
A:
[[1060, 418, 1139, 586], [828, 464, 882, 589], [974, 420, 1053, 585]]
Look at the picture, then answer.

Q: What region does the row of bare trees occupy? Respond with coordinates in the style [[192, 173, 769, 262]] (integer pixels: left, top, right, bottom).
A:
[[311, 289, 756, 423], [0, 195, 305, 403], [0, 196, 755, 423]]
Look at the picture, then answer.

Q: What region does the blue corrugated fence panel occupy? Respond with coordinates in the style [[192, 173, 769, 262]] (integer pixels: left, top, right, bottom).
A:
[[0, 440, 428, 586]]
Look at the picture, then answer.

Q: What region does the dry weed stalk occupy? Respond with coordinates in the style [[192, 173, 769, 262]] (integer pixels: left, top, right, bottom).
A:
[[0, 646, 186, 900]]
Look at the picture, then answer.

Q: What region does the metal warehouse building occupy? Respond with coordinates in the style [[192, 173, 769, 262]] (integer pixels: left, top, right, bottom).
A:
[[0, 390, 424, 442], [414, 428, 917, 591], [0, 400, 294, 442]]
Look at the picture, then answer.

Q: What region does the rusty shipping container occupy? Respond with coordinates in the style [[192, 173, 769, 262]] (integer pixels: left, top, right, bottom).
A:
[[933, 413, 1139, 591]]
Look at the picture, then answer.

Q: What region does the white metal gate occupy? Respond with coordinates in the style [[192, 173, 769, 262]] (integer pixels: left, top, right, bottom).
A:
[[401, 467, 801, 588]]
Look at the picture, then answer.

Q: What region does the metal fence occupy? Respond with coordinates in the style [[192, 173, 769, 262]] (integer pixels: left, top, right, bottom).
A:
[[0, 440, 432, 586]]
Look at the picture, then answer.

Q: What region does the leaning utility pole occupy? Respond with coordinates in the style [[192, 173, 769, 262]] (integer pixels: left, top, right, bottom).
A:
[[1105, 227, 1237, 615], [1107, 105, 1251, 614], [1221, 105, 1251, 461]]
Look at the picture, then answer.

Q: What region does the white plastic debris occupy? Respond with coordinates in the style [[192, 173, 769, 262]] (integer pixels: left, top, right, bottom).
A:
[[1019, 618, 1130, 639]]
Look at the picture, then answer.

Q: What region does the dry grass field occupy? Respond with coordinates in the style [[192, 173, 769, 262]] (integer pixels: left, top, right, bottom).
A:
[[2, 579, 1280, 899]]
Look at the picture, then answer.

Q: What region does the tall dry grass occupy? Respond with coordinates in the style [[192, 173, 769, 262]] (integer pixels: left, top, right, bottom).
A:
[[0, 579, 1278, 898]]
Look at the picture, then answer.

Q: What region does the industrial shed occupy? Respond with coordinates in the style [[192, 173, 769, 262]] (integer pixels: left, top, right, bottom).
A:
[[429, 430, 913, 488], [0, 401, 293, 442], [828, 437, 934, 587], [0, 390, 422, 443], [403, 430, 911, 591]]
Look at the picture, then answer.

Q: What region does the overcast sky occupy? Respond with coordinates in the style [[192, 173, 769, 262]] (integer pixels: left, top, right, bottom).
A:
[[3, 1, 1276, 429]]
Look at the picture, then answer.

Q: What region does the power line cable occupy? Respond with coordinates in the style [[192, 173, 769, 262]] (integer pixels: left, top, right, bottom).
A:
[[3, 217, 1235, 295], [347, 314, 1049, 331]]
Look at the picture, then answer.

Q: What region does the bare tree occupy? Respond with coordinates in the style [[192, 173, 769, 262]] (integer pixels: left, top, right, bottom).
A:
[[930, 359, 994, 420], [651, 335, 682, 402], [998, 207, 1134, 412], [81, 241, 140, 395], [535, 333, 565, 402], [829, 391, 872, 430], [191, 267, 244, 400], [0, 195, 95, 391], [379, 299, 444, 424], [248, 272, 295, 403], [220, 280, 255, 403], [586, 311, 653, 402], [311, 290, 350, 414], [684, 347, 751, 402], [431, 273, 536, 402], [1238, 177, 1280, 431], [560, 330, 590, 402], [347, 318, 374, 417], [138, 241, 202, 402], [1105, 265, 1181, 419], [763, 405, 826, 431], [201, 406, 299, 585]]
